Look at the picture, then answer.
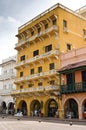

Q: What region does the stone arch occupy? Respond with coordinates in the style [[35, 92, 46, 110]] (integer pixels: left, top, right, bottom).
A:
[[82, 99, 86, 119], [30, 99, 41, 116], [18, 100, 27, 115], [64, 98, 78, 118], [1, 101, 7, 114], [45, 98, 58, 117], [8, 102, 15, 115]]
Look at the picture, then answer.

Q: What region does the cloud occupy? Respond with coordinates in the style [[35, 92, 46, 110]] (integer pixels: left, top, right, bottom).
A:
[[8, 16, 18, 23], [0, 15, 20, 25], [0, 16, 4, 23]]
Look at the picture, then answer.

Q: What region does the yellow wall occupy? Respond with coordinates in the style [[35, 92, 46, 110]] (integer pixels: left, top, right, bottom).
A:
[[14, 4, 86, 118]]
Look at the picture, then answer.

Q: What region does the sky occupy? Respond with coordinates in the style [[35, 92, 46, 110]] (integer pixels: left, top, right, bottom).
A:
[[0, 0, 86, 63]]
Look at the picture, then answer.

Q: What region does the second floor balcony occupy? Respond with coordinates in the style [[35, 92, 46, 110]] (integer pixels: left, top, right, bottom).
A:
[[15, 69, 58, 84], [0, 88, 15, 96], [61, 82, 86, 94], [11, 85, 59, 96]]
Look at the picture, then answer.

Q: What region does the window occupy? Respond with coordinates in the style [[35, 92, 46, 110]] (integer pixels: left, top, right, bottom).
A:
[[45, 44, 52, 52], [10, 69, 13, 74], [20, 71, 23, 77], [20, 55, 25, 61], [50, 80, 55, 85], [33, 50, 39, 57], [83, 29, 86, 35], [49, 63, 55, 70], [67, 44, 71, 51], [38, 82, 42, 86], [3, 85, 6, 89], [30, 68, 34, 75], [66, 73, 73, 84], [45, 23, 48, 29], [31, 31, 34, 36], [38, 66, 42, 73], [38, 27, 41, 33], [63, 20, 67, 28], [52, 19, 56, 25], [28, 84, 33, 87], [20, 85, 23, 89], [4, 70, 7, 75], [82, 70, 86, 82]]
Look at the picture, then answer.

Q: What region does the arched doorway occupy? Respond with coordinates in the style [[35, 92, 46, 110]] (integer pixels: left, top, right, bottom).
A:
[[30, 100, 41, 116], [18, 100, 27, 115], [64, 98, 78, 118], [47, 99, 58, 117], [1, 101, 7, 114], [8, 102, 15, 115], [82, 99, 86, 119]]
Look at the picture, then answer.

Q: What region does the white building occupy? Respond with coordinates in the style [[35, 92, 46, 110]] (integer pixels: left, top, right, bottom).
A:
[[0, 55, 16, 114], [76, 5, 86, 18]]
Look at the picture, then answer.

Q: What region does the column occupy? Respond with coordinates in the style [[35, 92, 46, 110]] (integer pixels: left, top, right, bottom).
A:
[[78, 105, 83, 119]]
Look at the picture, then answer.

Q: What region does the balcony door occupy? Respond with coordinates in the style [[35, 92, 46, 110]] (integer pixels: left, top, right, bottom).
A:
[[66, 73, 74, 92], [82, 70, 86, 90]]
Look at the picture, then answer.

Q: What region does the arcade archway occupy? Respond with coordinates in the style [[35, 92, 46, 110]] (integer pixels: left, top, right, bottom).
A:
[[8, 102, 15, 115], [18, 100, 27, 115], [46, 99, 58, 117], [82, 99, 86, 119], [64, 98, 78, 118], [30, 100, 41, 116], [1, 101, 6, 114]]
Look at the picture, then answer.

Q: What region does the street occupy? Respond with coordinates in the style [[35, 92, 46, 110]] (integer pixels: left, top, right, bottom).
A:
[[0, 117, 86, 130]]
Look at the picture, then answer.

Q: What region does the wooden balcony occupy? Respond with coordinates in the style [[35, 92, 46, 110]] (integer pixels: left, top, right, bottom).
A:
[[61, 82, 86, 94]]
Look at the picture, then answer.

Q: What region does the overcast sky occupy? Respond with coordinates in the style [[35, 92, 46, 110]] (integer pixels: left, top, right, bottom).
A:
[[0, 0, 86, 63]]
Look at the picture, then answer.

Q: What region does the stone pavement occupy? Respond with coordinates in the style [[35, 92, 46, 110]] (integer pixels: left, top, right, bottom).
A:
[[0, 120, 86, 130], [0, 116, 86, 130]]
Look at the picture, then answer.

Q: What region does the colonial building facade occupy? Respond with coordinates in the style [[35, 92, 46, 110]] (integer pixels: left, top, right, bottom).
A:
[[0, 56, 16, 114], [12, 3, 86, 118], [60, 46, 86, 119]]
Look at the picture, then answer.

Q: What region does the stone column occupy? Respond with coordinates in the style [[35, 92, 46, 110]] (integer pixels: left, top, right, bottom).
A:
[[78, 105, 83, 119], [27, 100, 30, 116]]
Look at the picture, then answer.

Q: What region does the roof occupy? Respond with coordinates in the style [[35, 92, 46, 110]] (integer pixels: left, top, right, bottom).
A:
[[60, 60, 86, 72], [18, 3, 86, 31]]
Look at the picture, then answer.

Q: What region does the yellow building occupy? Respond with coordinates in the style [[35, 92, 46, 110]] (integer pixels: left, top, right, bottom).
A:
[[12, 3, 86, 118]]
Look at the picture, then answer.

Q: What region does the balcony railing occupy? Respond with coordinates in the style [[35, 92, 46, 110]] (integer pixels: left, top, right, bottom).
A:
[[15, 69, 57, 83], [0, 73, 15, 80], [61, 82, 86, 94], [15, 25, 58, 49], [11, 85, 59, 95], [0, 88, 15, 96], [15, 50, 59, 68]]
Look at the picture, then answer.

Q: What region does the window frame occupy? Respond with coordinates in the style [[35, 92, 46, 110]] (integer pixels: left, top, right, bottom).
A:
[[30, 68, 34, 75], [45, 44, 52, 52], [49, 63, 55, 70], [33, 50, 39, 57]]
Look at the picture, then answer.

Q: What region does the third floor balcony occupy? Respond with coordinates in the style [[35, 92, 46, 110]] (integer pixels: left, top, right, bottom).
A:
[[15, 49, 59, 68]]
